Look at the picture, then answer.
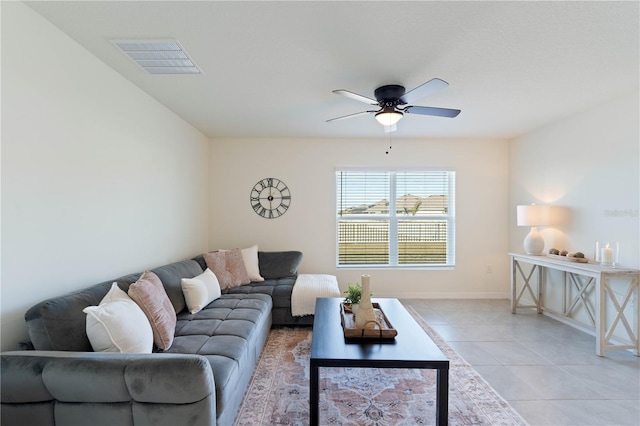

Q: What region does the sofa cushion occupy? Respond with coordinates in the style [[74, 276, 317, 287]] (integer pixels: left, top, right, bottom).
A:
[[257, 251, 303, 279], [0, 352, 217, 426], [128, 271, 176, 351], [169, 293, 272, 417], [224, 276, 316, 326], [150, 259, 203, 314], [225, 277, 296, 309], [24, 274, 140, 351]]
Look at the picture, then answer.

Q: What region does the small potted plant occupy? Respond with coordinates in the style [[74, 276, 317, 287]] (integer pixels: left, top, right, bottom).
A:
[[344, 283, 363, 304], [343, 283, 364, 316]]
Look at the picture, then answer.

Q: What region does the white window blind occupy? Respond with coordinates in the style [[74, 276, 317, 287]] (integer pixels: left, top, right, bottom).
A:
[[336, 170, 455, 267]]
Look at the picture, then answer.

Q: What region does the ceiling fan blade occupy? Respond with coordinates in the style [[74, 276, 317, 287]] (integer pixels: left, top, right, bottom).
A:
[[399, 78, 449, 104], [326, 110, 376, 122], [332, 89, 378, 105], [404, 105, 461, 118], [383, 123, 397, 133]]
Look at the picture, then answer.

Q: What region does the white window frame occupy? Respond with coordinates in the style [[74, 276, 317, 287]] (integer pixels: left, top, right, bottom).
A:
[[336, 168, 456, 269]]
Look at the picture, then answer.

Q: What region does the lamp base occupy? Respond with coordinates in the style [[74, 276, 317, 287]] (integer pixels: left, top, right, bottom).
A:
[[523, 226, 544, 255]]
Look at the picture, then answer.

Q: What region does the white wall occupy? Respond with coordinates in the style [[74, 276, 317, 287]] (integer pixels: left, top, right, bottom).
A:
[[509, 91, 640, 267], [209, 137, 510, 298], [0, 2, 210, 351], [5, 0, 633, 355], [509, 92, 639, 330]]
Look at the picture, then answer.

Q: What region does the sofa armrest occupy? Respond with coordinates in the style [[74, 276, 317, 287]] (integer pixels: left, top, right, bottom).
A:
[[1, 351, 216, 426]]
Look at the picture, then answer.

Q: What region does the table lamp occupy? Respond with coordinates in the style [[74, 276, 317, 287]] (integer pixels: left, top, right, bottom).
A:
[[517, 204, 550, 255]]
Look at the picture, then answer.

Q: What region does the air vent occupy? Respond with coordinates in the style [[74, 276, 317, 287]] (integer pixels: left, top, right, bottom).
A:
[[112, 40, 202, 74]]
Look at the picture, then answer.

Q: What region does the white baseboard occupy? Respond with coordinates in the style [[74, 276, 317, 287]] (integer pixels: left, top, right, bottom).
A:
[[373, 292, 510, 299]]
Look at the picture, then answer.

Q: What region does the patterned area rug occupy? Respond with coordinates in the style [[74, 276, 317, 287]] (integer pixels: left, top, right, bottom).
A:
[[234, 305, 527, 425]]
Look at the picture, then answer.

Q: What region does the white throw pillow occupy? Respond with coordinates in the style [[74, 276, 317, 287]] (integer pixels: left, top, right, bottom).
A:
[[100, 282, 132, 304], [181, 268, 222, 314], [83, 297, 153, 353], [219, 245, 264, 282]]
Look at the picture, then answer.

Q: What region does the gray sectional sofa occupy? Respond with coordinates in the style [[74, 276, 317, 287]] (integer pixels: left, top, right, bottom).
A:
[[1, 250, 312, 426]]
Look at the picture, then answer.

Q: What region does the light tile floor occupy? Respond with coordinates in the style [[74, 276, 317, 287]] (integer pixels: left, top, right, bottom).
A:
[[402, 299, 640, 426]]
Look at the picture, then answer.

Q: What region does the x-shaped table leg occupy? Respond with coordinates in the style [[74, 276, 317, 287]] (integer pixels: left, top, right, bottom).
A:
[[603, 277, 638, 354], [513, 260, 541, 313], [565, 274, 596, 326]]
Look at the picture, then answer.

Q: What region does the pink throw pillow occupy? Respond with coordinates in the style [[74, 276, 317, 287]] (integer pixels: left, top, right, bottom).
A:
[[128, 271, 176, 350], [203, 249, 251, 290]]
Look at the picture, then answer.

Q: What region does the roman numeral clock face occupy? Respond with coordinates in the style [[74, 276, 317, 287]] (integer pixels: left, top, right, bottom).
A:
[[250, 178, 291, 219]]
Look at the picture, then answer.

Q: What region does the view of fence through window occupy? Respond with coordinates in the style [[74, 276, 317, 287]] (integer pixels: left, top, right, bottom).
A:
[[336, 170, 455, 266]]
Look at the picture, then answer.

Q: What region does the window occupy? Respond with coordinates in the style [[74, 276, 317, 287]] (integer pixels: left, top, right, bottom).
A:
[[336, 170, 455, 267]]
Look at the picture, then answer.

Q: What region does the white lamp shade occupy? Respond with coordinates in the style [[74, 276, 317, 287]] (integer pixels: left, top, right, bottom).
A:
[[517, 204, 550, 226]]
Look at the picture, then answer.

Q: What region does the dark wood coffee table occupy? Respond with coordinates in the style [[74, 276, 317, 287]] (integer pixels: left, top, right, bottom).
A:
[[310, 297, 449, 426]]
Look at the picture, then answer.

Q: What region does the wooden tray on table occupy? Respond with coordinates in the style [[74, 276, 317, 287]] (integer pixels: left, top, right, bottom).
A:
[[547, 254, 589, 263], [340, 302, 398, 339]]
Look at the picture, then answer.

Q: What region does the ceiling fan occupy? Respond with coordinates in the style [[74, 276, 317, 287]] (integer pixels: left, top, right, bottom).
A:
[[327, 78, 461, 132]]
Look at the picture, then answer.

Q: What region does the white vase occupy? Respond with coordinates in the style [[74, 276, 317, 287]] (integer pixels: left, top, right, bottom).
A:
[[355, 275, 376, 329], [351, 303, 359, 317]]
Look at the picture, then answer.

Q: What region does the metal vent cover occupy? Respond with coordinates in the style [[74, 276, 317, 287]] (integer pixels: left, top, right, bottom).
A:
[[112, 39, 202, 74]]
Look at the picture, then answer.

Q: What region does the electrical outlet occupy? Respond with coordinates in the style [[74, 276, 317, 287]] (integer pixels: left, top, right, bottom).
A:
[[485, 265, 493, 274]]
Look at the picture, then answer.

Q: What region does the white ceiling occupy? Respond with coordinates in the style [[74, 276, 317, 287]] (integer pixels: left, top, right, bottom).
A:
[[26, 1, 639, 140]]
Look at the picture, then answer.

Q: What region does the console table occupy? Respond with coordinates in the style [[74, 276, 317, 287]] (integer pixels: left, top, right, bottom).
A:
[[509, 253, 640, 357]]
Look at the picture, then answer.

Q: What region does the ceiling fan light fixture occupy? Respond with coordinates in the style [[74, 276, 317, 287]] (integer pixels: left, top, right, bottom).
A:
[[375, 108, 403, 126]]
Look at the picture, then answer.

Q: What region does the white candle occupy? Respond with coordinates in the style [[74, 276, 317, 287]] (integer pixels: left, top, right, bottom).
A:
[[601, 243, 613, 264]]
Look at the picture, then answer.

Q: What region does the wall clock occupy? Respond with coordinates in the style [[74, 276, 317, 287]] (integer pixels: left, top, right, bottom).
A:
[[250, 178, 291, 219]]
